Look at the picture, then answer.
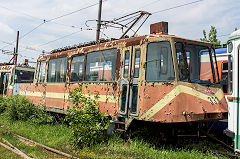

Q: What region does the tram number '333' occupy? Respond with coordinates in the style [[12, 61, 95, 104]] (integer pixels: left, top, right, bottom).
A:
[[208, 96, 220, 105]]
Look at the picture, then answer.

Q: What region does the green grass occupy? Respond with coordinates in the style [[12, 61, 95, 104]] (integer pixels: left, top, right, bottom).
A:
[[88, 136, 227, 159], [0, 114, 230, 159]]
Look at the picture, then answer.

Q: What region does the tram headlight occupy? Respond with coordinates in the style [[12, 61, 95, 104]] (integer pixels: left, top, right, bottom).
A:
[[228, 41, 233, 53]]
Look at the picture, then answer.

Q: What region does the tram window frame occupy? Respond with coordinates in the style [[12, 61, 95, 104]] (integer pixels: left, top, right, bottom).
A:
[[85, 48, 118, 82], [228, 55, 233, 95], [175, 42, 215, 84], [15, 69, 34, 83], [175, 42, 189, 81], [145, 41, 175, 82], [35, 62, 40, 82], [221, 61, 228, 93], [123, 50, 130, 78], [70, 54, 85, 82], [39, 61, 46, 83], [133, 49, 141, 78], [47, 57, 68, 83]]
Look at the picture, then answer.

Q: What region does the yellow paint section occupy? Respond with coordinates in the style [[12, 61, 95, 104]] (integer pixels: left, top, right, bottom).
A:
[[46, 92, 67, 99], [19, 91, 44, 97], [140, 85, 224, 120], [19, 91, 117, 103]]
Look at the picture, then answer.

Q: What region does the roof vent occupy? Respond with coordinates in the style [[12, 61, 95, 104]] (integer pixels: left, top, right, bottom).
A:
[[22, 59, 29, 65], [150, 21, 168, 34]]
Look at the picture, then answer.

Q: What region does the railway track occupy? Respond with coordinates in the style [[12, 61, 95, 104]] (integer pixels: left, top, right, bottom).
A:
[[0, 134, 78, 159]]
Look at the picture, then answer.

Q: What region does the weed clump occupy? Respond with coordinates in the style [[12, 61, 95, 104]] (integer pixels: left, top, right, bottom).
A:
[[65, 87, 110, 147], [1, 95, 53, 124]]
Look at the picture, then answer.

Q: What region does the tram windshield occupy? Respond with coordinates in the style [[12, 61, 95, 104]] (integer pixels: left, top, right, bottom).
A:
[[15, 70, 34, 83], [176, 42, 216, 84]]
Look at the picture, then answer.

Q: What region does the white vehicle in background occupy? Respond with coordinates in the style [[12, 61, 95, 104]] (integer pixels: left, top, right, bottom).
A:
[[225, 29, 240, 152]]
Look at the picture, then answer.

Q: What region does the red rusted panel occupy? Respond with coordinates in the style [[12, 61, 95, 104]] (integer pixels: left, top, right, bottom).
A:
[[138, 82, 227, 123], [27, 96, 45, 106], [45, 84, 66, 93], [149, 93, 227, 123], [98, 101, 118, 117], [139, 84, 176, 115], [45, 97, 65, 109]]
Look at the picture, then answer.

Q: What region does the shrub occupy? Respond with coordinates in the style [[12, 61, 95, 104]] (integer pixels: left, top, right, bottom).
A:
[[5, 95, 36, 121], [30, 105, 54, 124], [4, 95, 53, 124], [65, 87, 110, 147]]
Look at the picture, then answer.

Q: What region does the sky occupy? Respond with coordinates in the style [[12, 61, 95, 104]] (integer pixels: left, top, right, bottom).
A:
[[0, 0, 239, 65]]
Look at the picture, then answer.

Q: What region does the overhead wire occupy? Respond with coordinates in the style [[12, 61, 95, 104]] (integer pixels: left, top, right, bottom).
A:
[[0, 1, 103, 51], [38, 28, 93, 47], [152, 0, 204, 14], [1, 0, 206, 55], [46, 1, 106, 22], [20, 22, 46, 40], [138, 0, 162, 9], [0, 3, 99, 29], [119, 0, 161, 17]]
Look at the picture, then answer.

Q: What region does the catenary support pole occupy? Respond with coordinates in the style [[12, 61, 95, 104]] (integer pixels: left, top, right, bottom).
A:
[[14, 31, 19, 65], [96, 0, 102, 41]]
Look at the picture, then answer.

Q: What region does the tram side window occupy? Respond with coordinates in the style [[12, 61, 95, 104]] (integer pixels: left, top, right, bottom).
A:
[[187, 45, 213, 83], [228, 55, 233, 95], [15, 70, 34, 83], [35, 62, 40, 81], [146, 41, 174, 81], [70, 55, 85, 82], [39, 61, 46, 83], [123, 50, 130, 78], [85, 49, 117, 81], [47, 57, 67, 83], [221, 62, 228, 93], [211, 49, 219, 83], [176, 43, 188, 80], [134, 49, 140, 78]]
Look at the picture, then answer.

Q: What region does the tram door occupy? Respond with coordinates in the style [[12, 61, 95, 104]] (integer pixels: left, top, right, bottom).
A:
[[119, 46, 141, 117], [0, 73, 4, 94], [0, 73, 9, 95]]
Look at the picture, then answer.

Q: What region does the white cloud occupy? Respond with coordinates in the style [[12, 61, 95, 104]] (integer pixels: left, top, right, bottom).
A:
[[0, 22, 14, 34], [0, 0, 240, 64]]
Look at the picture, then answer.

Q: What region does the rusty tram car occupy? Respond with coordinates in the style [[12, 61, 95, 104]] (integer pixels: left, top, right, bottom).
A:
[[0, 63, 34, 96], [19, 22, 228, 131]]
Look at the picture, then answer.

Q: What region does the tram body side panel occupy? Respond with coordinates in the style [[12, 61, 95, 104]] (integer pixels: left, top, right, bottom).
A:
[[138, 82, 228, 123], [228, 39, 240, 150], [19, 82, 119, 117], [19, 83, 46, 105], [67, 83, 119, 117]]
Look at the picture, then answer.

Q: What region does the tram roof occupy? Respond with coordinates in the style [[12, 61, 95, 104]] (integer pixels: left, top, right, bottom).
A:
[[229, 29, 240, 41], [39, 33, 212, 61]]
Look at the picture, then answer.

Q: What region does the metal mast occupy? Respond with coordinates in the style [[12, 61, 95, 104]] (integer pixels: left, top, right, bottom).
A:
[[14, 31, 19, 65], [96, 0, 102, 41]]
